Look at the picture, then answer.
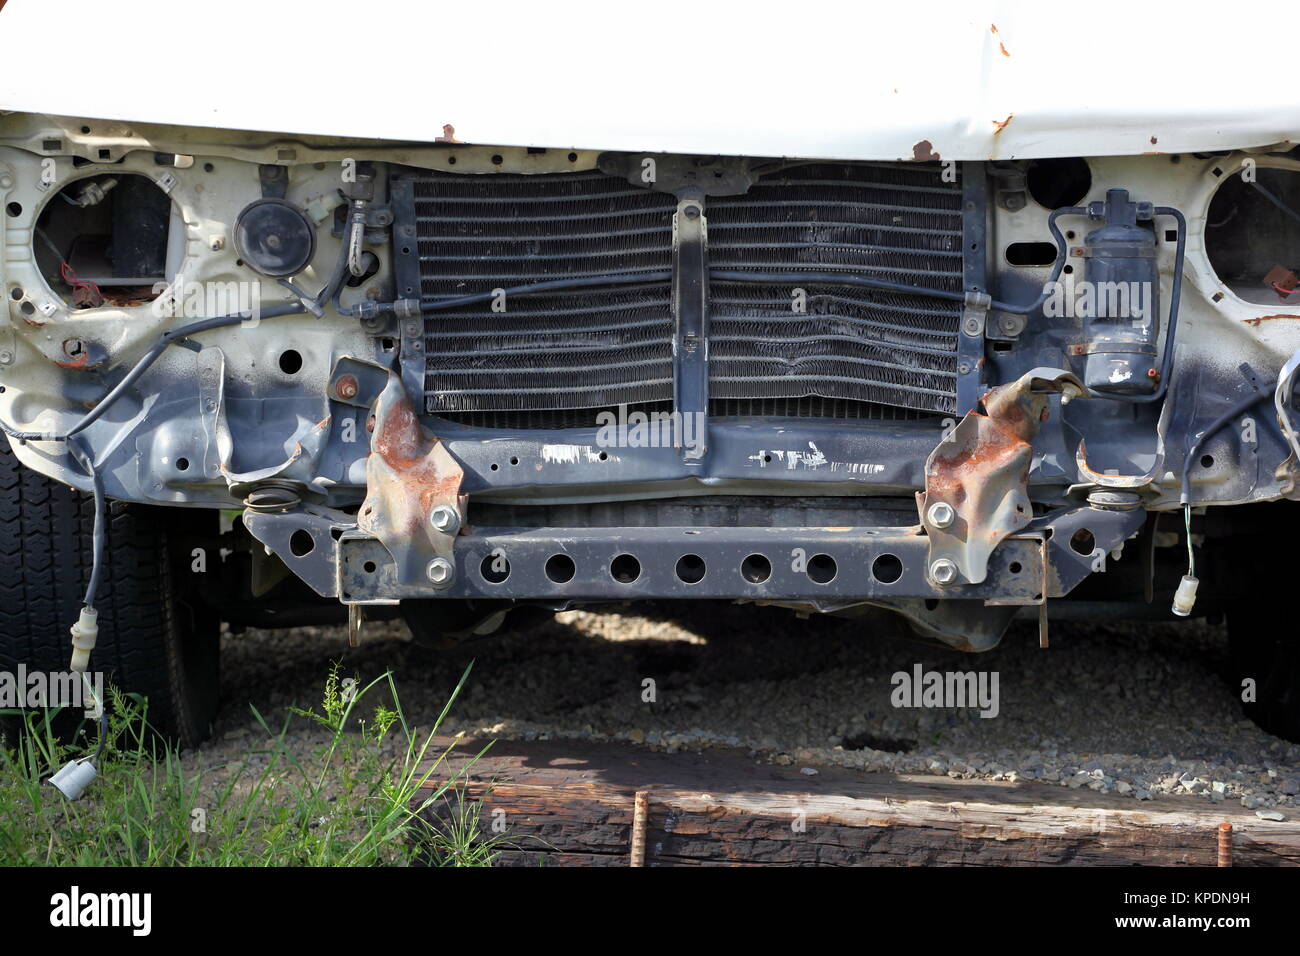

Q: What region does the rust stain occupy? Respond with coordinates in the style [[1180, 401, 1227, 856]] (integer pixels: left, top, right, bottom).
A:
[[55, 350, 94, 371], [1244, 313, 1300, 326], [372, 392, 423, 469], [992, 114, 1014, 135], [925, 415, 1028, 508], [990, 24, 1010, 56], [1150, 135, 1158, 145], [369, 391, 460, 538], [911, 140, 941, 162], [920, 372, 1079, 575]]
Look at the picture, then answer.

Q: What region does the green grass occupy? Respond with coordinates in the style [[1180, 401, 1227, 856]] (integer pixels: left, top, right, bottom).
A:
[[0, 663, 509, 866]]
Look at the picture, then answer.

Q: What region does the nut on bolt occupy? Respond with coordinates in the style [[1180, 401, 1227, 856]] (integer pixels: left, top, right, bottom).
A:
[[929, 558, 959, 586], [926, 501, 956, 529], [429, 505, 460, 536], [334, 375, 359, 400], [426, 557, 455, 588]]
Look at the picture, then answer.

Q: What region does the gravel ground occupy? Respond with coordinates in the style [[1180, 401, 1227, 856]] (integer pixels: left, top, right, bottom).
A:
[[203, 604, 1300, 813]]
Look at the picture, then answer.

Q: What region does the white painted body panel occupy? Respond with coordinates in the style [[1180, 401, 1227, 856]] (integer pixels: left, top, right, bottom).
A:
[[1, 0, 1297, 160]]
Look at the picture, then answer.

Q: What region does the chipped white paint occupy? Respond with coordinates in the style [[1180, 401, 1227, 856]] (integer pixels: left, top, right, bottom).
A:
[[830, 461, 887, 476], [748, 442, 839, 471], [540, 444, 613, 465]]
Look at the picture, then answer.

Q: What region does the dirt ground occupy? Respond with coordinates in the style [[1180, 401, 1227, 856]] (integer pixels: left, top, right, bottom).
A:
[[204, 603, 1299, 813]]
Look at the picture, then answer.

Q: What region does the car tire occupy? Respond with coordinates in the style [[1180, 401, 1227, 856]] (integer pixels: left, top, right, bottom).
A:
[[0, 434, 220, 748]]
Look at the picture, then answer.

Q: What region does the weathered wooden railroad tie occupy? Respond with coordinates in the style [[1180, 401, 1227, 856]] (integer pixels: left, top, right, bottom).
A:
[[413, 737, 1300, 866]]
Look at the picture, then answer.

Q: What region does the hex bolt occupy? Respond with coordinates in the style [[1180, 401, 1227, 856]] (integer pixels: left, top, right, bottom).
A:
[[210, 236, 225, 251], [335, 375, 359, 400], [429, 505, 460, 536], [927, 501, 956, 529], [426, 557, 455, 588], [930, 558, 958, 586]]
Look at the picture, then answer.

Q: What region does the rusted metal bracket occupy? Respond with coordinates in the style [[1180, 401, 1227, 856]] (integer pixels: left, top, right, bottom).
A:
[[356, 371, 466, 589], [983, 532, 1052, 647], [918, 368, 1084, 586]]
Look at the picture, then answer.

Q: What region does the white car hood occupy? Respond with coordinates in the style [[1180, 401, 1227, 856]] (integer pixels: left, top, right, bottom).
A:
[[2, 0, 1298, 161]]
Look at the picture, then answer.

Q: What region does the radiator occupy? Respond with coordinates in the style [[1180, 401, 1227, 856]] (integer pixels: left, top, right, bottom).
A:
[[397, 160, 965, 425]]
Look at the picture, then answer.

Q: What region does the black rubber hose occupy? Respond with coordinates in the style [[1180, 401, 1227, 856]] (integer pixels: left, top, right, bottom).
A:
[[363, 203, 1079, 319], [390, 217, 1067, 319], [411, 271, 675, 315], [65, 437, 105, 608], [708, 205, 1083, 315], [0, 301, 306, 444]]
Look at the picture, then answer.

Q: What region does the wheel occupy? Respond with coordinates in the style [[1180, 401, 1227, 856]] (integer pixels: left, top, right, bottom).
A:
[[0, 434, 220, 748], [1228, 600, 1300, 742]]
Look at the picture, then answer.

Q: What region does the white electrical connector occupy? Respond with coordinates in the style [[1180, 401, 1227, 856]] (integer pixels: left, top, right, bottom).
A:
[[49, 607, 105, 800], [69, 606, 98, 673], [1171, 504, 1199, 618], [1171, 574, 1199, 617], [49, 758, 98, 800]]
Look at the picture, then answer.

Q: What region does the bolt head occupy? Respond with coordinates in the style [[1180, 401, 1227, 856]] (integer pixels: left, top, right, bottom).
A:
[[930, 558, 958, 585], [927, 501, 956, 529], [335, 375, 359, 400], [429, 505, 460, 535], [210, 236, 225, 251], [426, 557, 454, 587]]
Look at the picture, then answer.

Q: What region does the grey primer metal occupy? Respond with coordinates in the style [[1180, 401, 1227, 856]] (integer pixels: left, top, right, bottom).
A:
[[335, 505, 1143, 604], [25, 152, 1209, 653], [243, 160, 1154, 648]]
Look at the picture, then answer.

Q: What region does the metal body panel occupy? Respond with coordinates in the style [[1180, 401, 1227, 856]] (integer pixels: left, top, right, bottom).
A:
[[2, 2, 1299, 162]]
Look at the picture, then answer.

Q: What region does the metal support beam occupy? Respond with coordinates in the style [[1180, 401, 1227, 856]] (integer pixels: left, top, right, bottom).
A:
[[672, 193, 709, 462], [957, 161, 989, 416]]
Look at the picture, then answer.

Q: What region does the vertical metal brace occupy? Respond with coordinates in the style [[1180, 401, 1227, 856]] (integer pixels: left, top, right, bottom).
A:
[[957, 162, 989, 416], [672, 194, 709, 462], [1038, 535, 1050, 648]]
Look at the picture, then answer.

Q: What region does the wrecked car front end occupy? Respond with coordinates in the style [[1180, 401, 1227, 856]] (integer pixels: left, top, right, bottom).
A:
[[2, 101, 1300, 661]]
